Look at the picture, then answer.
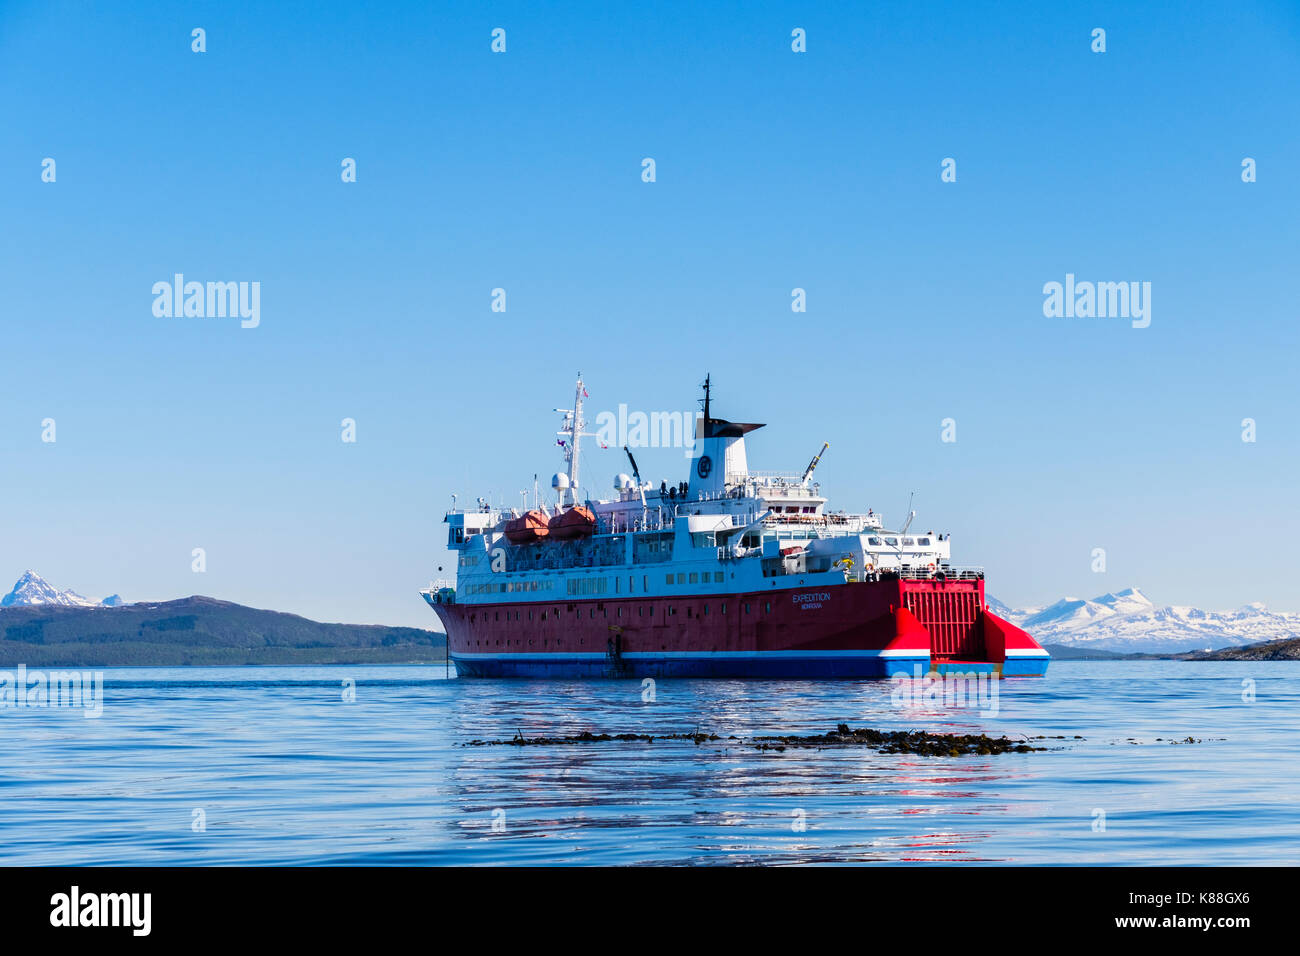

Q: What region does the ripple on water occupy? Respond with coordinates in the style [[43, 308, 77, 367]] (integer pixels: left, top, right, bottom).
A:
[[0, 661, 1297, 864]]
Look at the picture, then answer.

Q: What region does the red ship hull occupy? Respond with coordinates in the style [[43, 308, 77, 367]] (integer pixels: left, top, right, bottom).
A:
[[427, 575, 1049, 678]]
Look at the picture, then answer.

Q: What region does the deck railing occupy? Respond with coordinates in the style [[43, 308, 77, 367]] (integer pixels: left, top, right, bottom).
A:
[[896, 566, 983, 580]]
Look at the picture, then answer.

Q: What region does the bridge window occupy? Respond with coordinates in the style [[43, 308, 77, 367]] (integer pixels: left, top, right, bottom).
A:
[[689, 572, 698, 584], [714, 571, 724, 583], [665, 574, 673, 585]]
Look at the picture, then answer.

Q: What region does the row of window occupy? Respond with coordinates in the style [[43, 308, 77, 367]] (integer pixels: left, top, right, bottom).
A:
[[665, 571, 727, 585], [465, 579, 557, 595], [472, 569, 732, 599], [467, 599, 775, 626], [866, 536, 932, 547], [566, 577, 610, 596]]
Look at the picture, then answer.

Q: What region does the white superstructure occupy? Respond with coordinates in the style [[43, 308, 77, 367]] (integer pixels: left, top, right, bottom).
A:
[[423, 376, 968, 610]]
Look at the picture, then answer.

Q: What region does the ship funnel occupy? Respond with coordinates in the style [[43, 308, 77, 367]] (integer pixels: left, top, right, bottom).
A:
[[687, 376, 764, 497]]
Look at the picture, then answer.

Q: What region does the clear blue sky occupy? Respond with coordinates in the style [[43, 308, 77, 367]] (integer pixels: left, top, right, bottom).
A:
[[2, 1, 1297, 627]]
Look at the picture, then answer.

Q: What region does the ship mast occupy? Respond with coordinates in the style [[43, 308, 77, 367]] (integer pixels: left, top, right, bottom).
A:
[[554, 373, 598, 507]]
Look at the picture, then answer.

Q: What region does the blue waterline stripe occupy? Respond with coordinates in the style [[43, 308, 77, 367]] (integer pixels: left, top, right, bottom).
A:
[[451, 650, 931, 661]]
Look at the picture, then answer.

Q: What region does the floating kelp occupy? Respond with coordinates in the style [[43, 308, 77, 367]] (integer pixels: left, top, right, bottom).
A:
[[1117, 736, 1216, 745], [464, 729, 723, 747], [463, 723, 1047, 756], [751, 724, 1045, 756]]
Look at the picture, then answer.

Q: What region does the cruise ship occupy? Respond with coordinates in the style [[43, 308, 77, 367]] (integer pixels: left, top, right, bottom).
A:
[[422, 376, 1049, 679]]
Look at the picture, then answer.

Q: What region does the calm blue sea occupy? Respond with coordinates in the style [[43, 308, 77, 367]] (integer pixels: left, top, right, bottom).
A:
[[1, 661, 1296, 865]]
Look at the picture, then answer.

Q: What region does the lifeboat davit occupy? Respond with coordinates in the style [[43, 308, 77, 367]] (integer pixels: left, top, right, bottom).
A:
[[504, 509, 551, 544], [548, 506, 596, 540]]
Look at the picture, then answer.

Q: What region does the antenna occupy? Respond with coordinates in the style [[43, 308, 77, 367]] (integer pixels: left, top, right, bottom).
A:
[[899, 492, 917, 535]]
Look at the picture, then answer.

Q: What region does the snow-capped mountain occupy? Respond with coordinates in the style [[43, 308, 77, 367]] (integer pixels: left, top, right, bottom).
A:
[[990, 586, 1300, 654], [0, 571, 126, 609]]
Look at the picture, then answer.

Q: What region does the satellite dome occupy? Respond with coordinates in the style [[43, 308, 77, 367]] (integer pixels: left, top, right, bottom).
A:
[[551, 473, 571, 490]]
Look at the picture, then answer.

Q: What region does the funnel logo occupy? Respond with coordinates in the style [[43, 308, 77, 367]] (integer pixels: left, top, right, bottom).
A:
[[696, 455, 713, 479]]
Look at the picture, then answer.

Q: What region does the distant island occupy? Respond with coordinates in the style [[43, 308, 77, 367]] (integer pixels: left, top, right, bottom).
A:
[[1178, 638, 1300, 662], [0, 596, 446, 667], [1043, 641, 1300, 662]]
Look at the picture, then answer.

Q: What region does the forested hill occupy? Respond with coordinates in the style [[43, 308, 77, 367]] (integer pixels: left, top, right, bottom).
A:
[[0, 596, 446, 666]]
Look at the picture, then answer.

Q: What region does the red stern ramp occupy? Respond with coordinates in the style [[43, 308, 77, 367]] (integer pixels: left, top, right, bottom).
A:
[[981, 610, 1051, 676], [897, 581, 1050, 677]]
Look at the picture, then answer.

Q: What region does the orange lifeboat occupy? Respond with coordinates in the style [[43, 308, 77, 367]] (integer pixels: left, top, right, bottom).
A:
[[504, 509, 551, 544], [548, 506, 596, 540]]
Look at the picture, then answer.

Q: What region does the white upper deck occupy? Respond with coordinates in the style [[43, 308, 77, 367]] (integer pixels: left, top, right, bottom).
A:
[[430, 376, 967, 604]]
